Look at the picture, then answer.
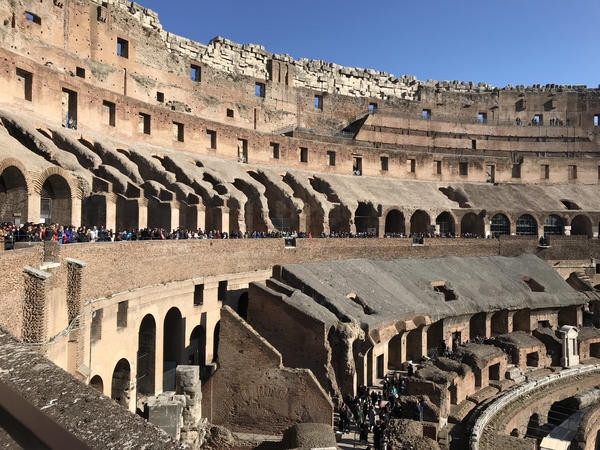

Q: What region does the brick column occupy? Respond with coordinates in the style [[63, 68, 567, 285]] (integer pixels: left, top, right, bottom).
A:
[[66, 258, 87, 379], [22, 266, 52, 353]]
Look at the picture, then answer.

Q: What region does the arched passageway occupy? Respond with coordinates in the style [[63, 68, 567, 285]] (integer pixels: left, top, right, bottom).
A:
[[90, 375, 104, 393], [388, 333, 403, 370], [516, 214, 538, 235], [189, 325, 206, 366], [490, 213, 510, 237], [571, 215, 592, 237], [470, 312, 487, 340], [329, 205, 350, 234], [137, 314, 156, 398], [354, 202, 378, 235], [461, 212, 484, 236], [40, 174, 72, 225], [384, 209, 405, 236], [513, 309, 531, 332], [163, 308, 183, 391], [0, 166, 28, 223], [406, 325, 425, 361], [111, 358, 131, 407], [410, 210, 430, 235], [544, 214, 563, 236], [436, 212, 455, 236], [237, 292, 249, 319], [212, 321, 221, 363], [491, 310, 509, 336]]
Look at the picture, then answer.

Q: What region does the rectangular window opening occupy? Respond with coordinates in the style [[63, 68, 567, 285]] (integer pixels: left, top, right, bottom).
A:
[[102, 100, 116, 127], [352, 156, 362, 176], [190, 64, 201, 82], [478, 112, 487, 124], [173, 121, 184, 142], [270, 142, 280, 159], [486, 165, 495, 183], [138, 113, 151, 135], [255, 82, 265, 98], [16, 68, 33, 102], [117, 301, 128, 329], [421, 109, 431, 120], [472, 139, 477, 150], [218, 281, 228, 301], [194, 284, 204, 306], [156, 91, 164, 103], [408, 158, 416, 173], [594, 115, 599, 127], [116, 38, 129, 58], [435, 160, 442, 175], [380, 156, 389, 171], [299, 147, 308, 163], [207, 130, 217, 149], [25, 12, 41, 25], [314, 94, 323, 110], [76, 67, 85, 78], [512, 163, 521, 179], [226, 108, 234, 118], [369, 103, 377, 113], [540, 164, 550, 179], [568, 165, 577, 180], [237, 139, 248, 163], [91, 308, 103, 341], [534, 114, 543, 126], [62, 88, 78, 129], [327, 151, 336, 166], [459, 162, 469, 176]]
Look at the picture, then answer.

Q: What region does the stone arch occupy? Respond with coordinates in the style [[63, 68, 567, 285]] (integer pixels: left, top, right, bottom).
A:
[[406, 324, 426, 361], [163, 307, 183, 391], [470, 312, 487, 339], [189, 325, 206, 367], [571, 214, 592, 237], [490, 213, 510, 237], [491, 310, 509, 336], [111, 358, 131, 407], [37, 170, 76, 225], [516, 214, 538, 236], [435, 211, 455, 235], [0, 163, 29, 223], [513, 309, 531, 332], [329, 204, 351, 234], [212, 321, 221, 363], [410, 210, 430, 235], [90, 375, 104, 394], [354, 202, 379, 235], [384, 209, 405, 235], [237, 292, 249, 319], [544, 214, 564, 236], [137, 314, 156, 397], [388, 333, 403, 370], [461, 212, 484, 236]]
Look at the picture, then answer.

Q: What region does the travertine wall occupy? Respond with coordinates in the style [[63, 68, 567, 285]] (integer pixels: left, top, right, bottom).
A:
[[201, 306, 333, 433]]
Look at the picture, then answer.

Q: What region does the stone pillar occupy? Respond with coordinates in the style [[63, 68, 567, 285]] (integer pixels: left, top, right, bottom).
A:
[[212, 206, 229, 233], [176, 365, 206, 447], [22, 266, 52, 351], [399, 331, 409, 365], [137, 197, 149, 230], [105, 193, 117, 232], [65, 258, 87, 379], [71, 194, 82, 229], [169, 201, 180, 232], [420, 325, 430, 359], [507, 311, 516, 333], [28, 192, 41, 224], [560, 326, 579, 367]]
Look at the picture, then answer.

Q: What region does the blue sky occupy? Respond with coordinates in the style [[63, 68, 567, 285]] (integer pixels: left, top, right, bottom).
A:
[[139, 0, 599, 89]]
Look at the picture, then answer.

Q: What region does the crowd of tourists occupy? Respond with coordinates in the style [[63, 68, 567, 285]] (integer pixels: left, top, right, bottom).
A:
[[1, 220, 497, 250], [338, 373, 429, 450]]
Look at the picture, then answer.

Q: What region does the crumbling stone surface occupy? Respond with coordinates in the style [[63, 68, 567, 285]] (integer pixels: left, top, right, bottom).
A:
[[0, 329, 186, 449], [199, 425, 235, 450], [386, 419, 440, 450]]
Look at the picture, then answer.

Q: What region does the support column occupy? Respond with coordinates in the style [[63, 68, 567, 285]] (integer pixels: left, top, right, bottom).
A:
[[65, 258, 87, 380], [71, 194, 82, 229], [105, 193, 117, 233], [28, 192, 41, 224], [22, 266, 52, 352], [169, 201, 180, 232], [137, 197, 149, 230], [507, 311, 516, 333]]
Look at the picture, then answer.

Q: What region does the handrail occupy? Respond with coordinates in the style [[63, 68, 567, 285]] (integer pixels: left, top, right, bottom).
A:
[[470, 364, 600, 450]]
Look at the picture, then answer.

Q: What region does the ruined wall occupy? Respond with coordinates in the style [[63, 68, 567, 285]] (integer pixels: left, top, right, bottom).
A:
[[0, 244, 43, 338], [247, 283, 340, 399], [201, 306, 333, 433], [572, 401, 600, 450]]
